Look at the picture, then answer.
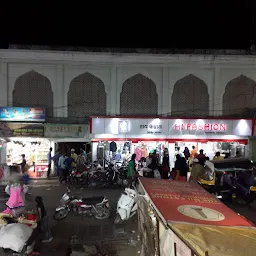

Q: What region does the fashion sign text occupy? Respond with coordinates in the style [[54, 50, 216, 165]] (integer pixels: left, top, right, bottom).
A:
[[174, 123, 227, 131]]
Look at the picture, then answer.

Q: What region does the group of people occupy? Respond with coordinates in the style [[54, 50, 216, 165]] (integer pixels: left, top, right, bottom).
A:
[[48, 147, 87, 184], [127, 146, 224, 183]]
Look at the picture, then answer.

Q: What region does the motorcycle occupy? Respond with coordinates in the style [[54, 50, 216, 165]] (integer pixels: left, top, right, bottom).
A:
[[114, 187, 138, 224], [54, 188, 110, 220]]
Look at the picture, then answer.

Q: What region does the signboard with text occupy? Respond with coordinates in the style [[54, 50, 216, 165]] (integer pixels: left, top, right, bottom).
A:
[[0, 123, 44, 137], [44, 124, 89, 138], [140, 178, 253, 227], [0, 107, 45, 122], [91, 118, 252, 137]]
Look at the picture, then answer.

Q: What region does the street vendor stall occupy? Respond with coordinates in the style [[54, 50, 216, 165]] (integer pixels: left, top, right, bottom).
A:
[[138, 178, 256, 256]]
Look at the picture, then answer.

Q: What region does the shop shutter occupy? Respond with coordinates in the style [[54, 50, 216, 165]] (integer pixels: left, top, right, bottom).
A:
[[120, 74, 158, 116], [13, 70, 53, 117], [223, 75, 256, 117], [68, 72, 107, 121], [171, 74, 209, 117]]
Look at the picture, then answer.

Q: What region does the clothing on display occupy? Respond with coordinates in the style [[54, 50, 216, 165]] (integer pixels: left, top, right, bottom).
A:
[[110, 141, 117, 152]]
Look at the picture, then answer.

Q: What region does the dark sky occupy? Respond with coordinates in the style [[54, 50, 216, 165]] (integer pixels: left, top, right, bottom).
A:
[[2, 0, 256, 50]]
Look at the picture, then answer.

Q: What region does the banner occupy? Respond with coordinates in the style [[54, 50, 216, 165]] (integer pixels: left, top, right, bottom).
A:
[[139, 178, 253, 227], [44, 124, 89, 138], [91, 118, 252, 137], [0, 123, 44, 137], [0, 107, 45, 122]]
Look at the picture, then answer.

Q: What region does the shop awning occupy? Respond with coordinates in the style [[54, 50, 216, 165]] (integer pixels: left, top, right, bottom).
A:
[[139, 178, 254, 227], [169, 223, 256, 256]]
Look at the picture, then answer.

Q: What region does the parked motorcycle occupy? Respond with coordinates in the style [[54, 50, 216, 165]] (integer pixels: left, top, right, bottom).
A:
[[54, 188, 110, 220], [114, 187, 138, 224]]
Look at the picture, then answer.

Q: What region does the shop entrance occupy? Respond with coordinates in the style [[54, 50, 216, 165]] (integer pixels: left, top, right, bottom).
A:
[[56, 142, 91, 155]]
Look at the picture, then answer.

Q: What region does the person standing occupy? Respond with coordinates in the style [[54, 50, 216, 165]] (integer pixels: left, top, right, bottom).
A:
[[18, 154, 27, 174], [58, 152, 67, 184], [197, 149, 206, 166], [127, 154, 137, 186], [183, 147, 190, 160], [47, 148, 53, 178], [161, 152, 170, 179], [71, 149, 77, 169], [35, 196, 53, 243], [52, 149, 61, 178], [190, 146, 197, 159]]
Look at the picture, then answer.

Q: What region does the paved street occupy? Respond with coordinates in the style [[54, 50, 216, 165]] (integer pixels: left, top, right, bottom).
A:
[[1, 181, 256, 255], [0, 183, 139, 256]]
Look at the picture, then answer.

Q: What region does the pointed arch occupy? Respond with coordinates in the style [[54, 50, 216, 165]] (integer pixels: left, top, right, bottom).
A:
[[68, 72, 106, 119], [120, 73, 158, 116], [223, 75, 256, 116], [13, 70, 53, 117], [171, 74, 209, 116]]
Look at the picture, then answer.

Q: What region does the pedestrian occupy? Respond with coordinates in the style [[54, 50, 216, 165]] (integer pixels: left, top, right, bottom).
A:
[[18, 154, 27, 174], [52, 149, 61, 179], [197, 149, 206, 166], [174, 155, 188, 181], [58, 152, 68, 184], [71, 149, 77, 170], [127, 153, 137, 187], [161, 152, 170, 179], [35, 196, 53, 243], [190, 146, 197, 159], [47, 147, 53, 178], [183, 147, 190, 160], [64, 153, 74, 177], [190, 158, 205, 182], [213, 152, 224, 161]]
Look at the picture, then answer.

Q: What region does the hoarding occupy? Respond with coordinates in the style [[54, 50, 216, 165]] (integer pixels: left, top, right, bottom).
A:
[[0, 107, 45, 122], [140, 178, 254, 227]]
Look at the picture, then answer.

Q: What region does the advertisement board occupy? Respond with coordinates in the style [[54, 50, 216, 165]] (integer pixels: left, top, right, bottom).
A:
[[139, 178, 254, 227], [91, 118, 252, 137], [44, 124, 89, 138], [0, 107, 45, 122], [0, 123, 44, 137]]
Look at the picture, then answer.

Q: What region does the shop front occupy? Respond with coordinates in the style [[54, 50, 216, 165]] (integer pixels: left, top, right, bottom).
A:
[[44, 124, 91, 156], [1, 122, 51, 178], [90, 117, 253, 166], [0, 107, 50, 178]]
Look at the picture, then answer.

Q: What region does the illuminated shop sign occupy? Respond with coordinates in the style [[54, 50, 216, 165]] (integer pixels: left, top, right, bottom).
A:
[[91, 118, 252, 136], [173, 123, 227, 131]]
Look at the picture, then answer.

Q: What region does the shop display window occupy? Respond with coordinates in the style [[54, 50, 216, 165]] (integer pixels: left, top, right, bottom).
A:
[[6, 139, 51, 166]]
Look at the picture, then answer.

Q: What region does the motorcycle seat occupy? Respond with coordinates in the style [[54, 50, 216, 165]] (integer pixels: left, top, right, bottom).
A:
[[82, 196, 105, 205]]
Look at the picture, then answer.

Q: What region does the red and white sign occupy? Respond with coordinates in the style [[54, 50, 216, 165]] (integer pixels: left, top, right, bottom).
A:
[[139, 178, 254, 227], [91, 117, 252, 137]]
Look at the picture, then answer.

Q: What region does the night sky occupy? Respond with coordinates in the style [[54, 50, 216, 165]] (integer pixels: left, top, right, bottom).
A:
[[2, 0, 255, 50]]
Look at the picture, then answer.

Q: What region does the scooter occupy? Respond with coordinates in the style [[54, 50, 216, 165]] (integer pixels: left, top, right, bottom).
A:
[[114, 187, 138, 224]]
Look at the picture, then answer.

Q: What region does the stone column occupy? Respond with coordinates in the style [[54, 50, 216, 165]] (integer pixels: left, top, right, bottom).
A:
[[162, 68, 169, 115], [55, 64, 65, 118], [0, 62, 8, 106]]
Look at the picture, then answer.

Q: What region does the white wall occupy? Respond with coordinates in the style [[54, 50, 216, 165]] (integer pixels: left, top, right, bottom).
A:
[[1, 49, 256, 117]]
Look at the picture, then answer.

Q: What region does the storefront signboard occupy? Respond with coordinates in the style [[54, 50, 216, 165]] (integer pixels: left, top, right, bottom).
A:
[[91, 118, 252, 137], [91, 118, 169, 135], [0, 107, 45, 122], [0, 123, 44, 137], [140, 178, 254, 227], [44, 124, 88, 138], [169, 119, 252, 136]]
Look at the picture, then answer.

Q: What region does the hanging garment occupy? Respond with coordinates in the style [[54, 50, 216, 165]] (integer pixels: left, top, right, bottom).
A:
[[110, 141, 117, 152], [135, 147, 142, 161], [5, 184, 24, 209]]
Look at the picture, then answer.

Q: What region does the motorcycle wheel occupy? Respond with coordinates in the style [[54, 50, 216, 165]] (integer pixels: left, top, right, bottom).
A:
[[95, 206, 110, 220], [54, 208, 69, 220], [114, 214, 122, 224]]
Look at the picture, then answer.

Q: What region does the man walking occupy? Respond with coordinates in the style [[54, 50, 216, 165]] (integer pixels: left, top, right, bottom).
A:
[[47, 147, 53, 178]]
